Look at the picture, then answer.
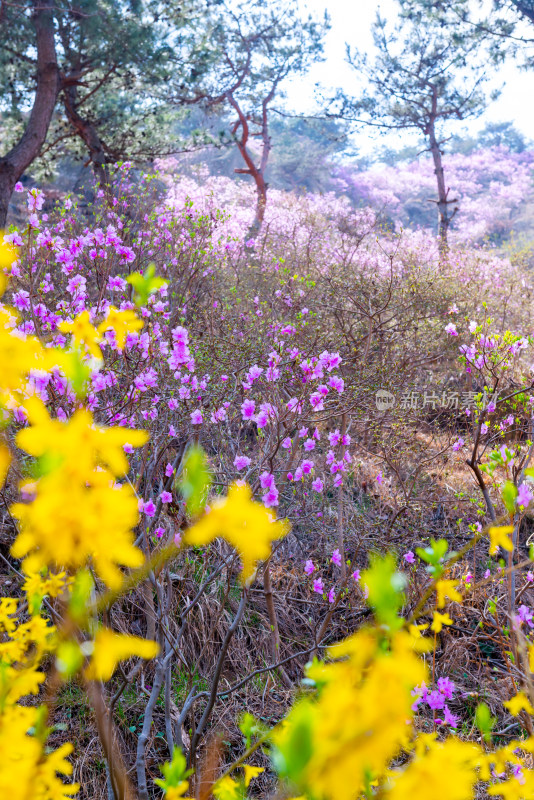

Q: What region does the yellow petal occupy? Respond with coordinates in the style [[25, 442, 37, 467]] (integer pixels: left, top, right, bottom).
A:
[[504, 691, 534, 716], [435, 579, 462, 609], [0, 441, 10, 487], [489, 526, 514, 555], [85, 628, 159, 681], [431, 611, 453, 633], [184, 483, 288, 584], [243, 765, 264, 787]]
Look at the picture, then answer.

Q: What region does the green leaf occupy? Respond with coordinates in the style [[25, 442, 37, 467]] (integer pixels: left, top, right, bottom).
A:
[[56, 640, 84, 678], [475, 702, 496, 743], [415, 538, 452, 577], [238, 712, 264, 748], [127, 263, 165, 307], [177, 445, 212, 517], [502, 481, 518, 514], [271, 704, 313, 782], [68, 568, 94, 622], [155, 747, 193, 791], [63, 348, 93, 399], [362, 553, 406, 630]]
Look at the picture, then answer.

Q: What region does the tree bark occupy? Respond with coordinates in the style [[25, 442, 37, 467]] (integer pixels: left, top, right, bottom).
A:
[[62, 81, 111, 189], [427, 121, 452, 254], [227, 90, 272, 243], [0, 0, 59, 227], [425, 88, 457, 256]]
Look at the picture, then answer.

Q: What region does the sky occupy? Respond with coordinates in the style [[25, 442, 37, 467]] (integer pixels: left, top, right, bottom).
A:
[[283, 0, 534, 156]]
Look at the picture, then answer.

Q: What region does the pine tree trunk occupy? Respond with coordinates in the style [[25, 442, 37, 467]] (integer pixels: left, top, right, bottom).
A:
[[0, 0, 59, 227], [428, 122, 451, 255], [246, 176, 267, 242], [62, 83, 111, 190]]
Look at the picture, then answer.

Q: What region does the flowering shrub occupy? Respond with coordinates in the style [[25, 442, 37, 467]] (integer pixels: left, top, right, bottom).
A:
[[3, 171, 534, 799], [335, 145, 534, 245]]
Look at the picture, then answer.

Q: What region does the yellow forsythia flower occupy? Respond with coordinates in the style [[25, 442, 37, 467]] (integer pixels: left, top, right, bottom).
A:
[[487, 769, 534, 798], [85, 628, 159, 681], [386, 735, 480, 800], [22, 569, 69, 602], [213, 776, 240, 800], [489, 525, 514, 555], [243, 765, 264, 786], [0, 307, 49, 408], [0, 441, 9, 487], [0, 596, 79, 800], [184, 482, 289, 584], [273, 629, 426, 800], [430, 611, 453, 633], [11, 398, 148, 588], [98, 305, 143, 349], [435, 579, 462, 609], [0, 705, 79, 800], [503, 692, 534, 716], [165, 784, 192, 800], [0, 232, 18, 295], [58, 310, 103, 359]]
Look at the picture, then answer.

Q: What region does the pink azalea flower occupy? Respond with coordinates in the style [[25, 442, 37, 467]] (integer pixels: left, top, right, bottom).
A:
[[437, 677, 455, 699], [313, 578, 324, 594], [304, 559, 315, 575], [142, 499, 156, 517], [441, 706, 459, 728], [160, 491, 172, 504], [516, 604, 534, 628], [190, 409, 203, 424], [262, 486, 279, 508], [241, 399, 256, 420], [260, 471, 275, 489], [517, 482, 533, 509], [331, 549, 342, 566], [427, 690, 445, 710], [234, 455, 251, 470]]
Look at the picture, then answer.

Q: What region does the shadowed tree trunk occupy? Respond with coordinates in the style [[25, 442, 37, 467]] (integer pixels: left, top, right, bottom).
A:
[[62, 79, 111, 190], [0, 0, 59, 227]]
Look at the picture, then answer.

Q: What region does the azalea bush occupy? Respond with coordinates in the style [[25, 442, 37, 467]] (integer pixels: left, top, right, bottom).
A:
[[2, 171, 534, 799], [335, 145, 534, 246]]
